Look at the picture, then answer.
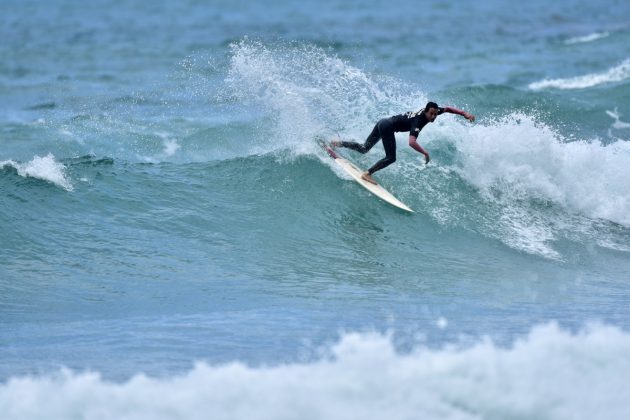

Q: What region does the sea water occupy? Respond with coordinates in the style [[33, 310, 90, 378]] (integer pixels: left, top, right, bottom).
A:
[[2, 0, 630, 418]]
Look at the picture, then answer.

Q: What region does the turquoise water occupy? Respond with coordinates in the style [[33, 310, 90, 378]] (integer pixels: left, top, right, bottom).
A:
[[2, 0, 630, 418]]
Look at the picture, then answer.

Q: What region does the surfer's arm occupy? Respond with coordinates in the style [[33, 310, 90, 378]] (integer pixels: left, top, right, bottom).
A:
[[409, 136, 430, 164], [443, 106, 475, 122]]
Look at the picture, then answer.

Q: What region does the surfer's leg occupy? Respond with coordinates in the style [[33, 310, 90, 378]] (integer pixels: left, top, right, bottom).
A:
[[367, 121, 396, 175], [360, 122, 382, 152], [334, 122, 381, 153]]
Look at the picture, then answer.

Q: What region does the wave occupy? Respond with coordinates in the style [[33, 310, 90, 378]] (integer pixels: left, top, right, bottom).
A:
[[1, 323, 629, 420], [528, 58, 630, 90], [1, 154, 73, 191], [5, 40, 625, 259]]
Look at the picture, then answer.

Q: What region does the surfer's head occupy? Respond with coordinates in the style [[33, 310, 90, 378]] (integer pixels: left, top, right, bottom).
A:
[[424, 102, 439, 122]]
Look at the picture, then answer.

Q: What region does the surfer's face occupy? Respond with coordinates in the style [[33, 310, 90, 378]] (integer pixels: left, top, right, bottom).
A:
[[425, 108, 438, 122]]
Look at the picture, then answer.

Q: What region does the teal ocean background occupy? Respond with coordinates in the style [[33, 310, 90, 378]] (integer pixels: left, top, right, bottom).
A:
[[2, 0, 630, 418]]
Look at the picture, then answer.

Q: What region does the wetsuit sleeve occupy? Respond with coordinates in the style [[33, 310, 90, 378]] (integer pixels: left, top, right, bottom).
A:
[[441, 106, 466, 116]]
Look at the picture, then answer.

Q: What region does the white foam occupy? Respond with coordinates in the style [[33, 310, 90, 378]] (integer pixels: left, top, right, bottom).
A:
[[1, 323, 629, 420], [529, 58, 630, 90], [455, 113, 630, 228], [1, 154, 73, 191], [564, 31, 609, 45]]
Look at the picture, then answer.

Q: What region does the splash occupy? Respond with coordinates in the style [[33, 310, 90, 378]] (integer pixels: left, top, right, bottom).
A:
[[1, 154, 73, 191], [1, 323, 629, 420], [224, 39, 425, 157], [529, 58, 630, 90]]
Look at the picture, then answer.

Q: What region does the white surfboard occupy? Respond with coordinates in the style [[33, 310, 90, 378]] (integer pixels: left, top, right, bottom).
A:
[[319, 140, 413, 212]]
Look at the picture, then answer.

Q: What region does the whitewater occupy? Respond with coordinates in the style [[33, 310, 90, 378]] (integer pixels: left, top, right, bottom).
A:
[[3, 324, 630, 420]]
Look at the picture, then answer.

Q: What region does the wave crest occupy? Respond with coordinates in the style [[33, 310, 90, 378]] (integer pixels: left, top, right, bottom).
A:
[[1, 154, 73, 191], [529, 59, 630, 90]]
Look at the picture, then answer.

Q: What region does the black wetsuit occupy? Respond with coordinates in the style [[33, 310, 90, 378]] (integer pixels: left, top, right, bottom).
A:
[[338, 108, 445, 174]]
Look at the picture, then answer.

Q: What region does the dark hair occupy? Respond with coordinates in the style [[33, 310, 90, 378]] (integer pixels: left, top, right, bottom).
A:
[[424, 101, 439, 112]]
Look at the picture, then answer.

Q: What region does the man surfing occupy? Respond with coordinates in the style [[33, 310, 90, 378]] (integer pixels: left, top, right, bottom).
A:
[[331, 102, 475, 184]]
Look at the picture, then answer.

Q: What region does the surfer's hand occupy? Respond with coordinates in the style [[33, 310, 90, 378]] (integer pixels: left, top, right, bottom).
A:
[[465, 113, 475, 122], [424, 153, 430, 164]]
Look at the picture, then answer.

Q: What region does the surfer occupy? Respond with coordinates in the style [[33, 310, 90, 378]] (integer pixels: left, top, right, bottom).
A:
[[331, 102, 475, 184]]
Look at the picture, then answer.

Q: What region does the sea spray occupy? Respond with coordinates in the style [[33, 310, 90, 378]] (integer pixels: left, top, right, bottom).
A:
[[224, 39, 427, 157]]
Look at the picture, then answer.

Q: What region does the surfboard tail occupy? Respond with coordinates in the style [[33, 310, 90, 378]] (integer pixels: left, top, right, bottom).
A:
[[317, 138, 339, 159]]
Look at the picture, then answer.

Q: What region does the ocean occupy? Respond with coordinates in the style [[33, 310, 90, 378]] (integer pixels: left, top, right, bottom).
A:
[[2, 0, 630, 418]]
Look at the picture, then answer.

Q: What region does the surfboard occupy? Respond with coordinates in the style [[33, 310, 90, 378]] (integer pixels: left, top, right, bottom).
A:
[[318, 140, 413, 212]]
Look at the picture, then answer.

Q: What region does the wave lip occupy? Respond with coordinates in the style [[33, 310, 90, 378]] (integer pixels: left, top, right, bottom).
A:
[[528, 58, 630, 90], [1, 154, 74, 191]]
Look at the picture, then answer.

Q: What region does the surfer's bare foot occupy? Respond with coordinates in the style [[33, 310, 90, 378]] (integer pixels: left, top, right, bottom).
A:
[[330, 140, 341, 148], [361, 172, 377, 185]]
